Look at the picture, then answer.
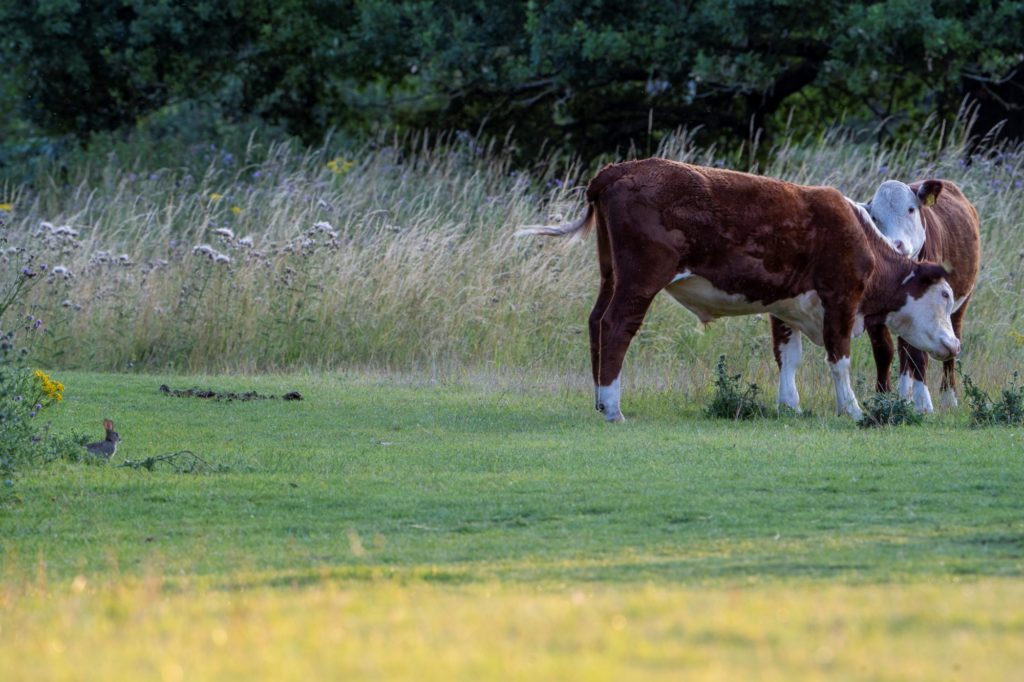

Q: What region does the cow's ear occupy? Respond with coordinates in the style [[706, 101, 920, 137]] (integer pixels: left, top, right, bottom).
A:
[[916, 180, 942, 207]]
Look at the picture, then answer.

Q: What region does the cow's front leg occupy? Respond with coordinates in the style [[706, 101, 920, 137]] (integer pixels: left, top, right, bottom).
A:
[[770, 316, 802, 412], [898, 338, 933, 413], [939, 296, 969, 409], [823, 309, 862, 420]]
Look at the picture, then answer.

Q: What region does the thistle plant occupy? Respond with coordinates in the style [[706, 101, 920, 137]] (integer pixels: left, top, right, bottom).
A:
[[0, 222, 66, 483], [961, 368, 1024, 426], [705, 355, 770, 420], [857, 392, 923, 428]]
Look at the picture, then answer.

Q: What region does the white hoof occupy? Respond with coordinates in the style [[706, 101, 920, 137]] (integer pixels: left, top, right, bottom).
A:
[[912, 381, 934, 414], [898, 373, 914, 399], [940, 390, 959, 410], [778, 401, 802, 415]]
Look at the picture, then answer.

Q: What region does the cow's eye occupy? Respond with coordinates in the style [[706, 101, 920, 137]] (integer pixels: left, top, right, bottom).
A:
[[941, 291, 950, 300], [908, 207, 915, 214]]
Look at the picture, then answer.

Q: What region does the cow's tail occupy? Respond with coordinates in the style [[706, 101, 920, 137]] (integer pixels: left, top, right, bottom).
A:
[[515, 204, 596, 241]]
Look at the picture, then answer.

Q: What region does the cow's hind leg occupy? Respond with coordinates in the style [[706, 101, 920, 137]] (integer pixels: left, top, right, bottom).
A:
[[593, 283, 666, 422], [898, 338, 934, 413], [940, 296, 970, 409], [771, 316, 803, 412], [588, 225, 615, 411], [867, 322, 894, 393]]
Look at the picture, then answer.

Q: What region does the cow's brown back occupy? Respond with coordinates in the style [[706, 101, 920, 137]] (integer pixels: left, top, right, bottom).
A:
[[910, 180, 980, 300], [588, 158, 876, 307]]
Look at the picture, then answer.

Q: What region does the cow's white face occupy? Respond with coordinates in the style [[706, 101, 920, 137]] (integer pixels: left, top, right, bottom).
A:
[[863, 180, 938, 258], [886, 278, 960, 361]]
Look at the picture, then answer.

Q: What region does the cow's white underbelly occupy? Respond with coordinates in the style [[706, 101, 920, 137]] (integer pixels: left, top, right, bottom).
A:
[[664, 271, 827, 346]]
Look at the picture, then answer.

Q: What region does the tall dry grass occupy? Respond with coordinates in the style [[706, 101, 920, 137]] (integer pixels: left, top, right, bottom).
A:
[[2, 124, 1023, 402]]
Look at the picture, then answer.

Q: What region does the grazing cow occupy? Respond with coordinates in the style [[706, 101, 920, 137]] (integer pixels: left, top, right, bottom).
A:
[[771, 179, 979, 413], [518, 158, 961, 421]]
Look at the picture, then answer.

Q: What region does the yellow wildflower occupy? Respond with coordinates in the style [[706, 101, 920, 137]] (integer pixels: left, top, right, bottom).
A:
[[34, 370, 65, 403], [209, 193, 224, 202], [0, 202, 12, 211], [1010, 330, 1024, 346], [231, 205, 242, 216], [326, 158, 355, 175]]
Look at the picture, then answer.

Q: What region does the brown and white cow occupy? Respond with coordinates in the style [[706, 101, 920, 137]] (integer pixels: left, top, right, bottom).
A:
[[868, 179, 980, 410], [518, 158, 961, 421], [771, 179, 979, 413]]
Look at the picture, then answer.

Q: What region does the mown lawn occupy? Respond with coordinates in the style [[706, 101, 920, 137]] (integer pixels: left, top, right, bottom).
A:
[[2, 371, 1023, 680]]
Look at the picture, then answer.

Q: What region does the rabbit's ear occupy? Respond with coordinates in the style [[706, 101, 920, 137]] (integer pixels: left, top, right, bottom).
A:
[[103, 419, 114, 430]]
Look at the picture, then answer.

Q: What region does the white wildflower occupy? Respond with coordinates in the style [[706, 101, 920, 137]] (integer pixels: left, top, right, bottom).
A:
[[238, 236, 254, 248], [53, 225, 79, 237], [192, 244, 216, 257], [213, 227, 235, 241], [214, 253, 232, 264], [52, 265, 71, 277], [312, 221, 338, 238]]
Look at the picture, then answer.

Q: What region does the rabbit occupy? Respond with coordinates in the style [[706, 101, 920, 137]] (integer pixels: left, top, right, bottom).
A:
[[85, 419, 121, 459]]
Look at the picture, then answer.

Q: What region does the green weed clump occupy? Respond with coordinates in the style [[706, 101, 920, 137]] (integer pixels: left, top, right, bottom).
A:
[[857, 392, 923, 428], [705, 355, 770, 420], [962, 369, 1024, 426]]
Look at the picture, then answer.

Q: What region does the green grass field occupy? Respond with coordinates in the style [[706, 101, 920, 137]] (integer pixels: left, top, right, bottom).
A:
[[4, 114, 1024, 680], [3, 371, 1023, 679]]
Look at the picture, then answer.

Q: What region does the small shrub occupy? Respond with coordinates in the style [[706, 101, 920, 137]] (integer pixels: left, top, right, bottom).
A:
[[857, 392, 923, 428], [705, 355, 770, 420], [0, 241, 65, 485], [961, 368, 1024, 426]]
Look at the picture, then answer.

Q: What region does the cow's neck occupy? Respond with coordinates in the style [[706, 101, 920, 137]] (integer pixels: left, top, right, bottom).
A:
[[861, 250, 913, 318]]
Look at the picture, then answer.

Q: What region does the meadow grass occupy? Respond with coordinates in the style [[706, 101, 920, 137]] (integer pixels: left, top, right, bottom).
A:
[[2, 124, 1023, 394], [2, 123, 1024, 678], [2, 372, 1023, 679]]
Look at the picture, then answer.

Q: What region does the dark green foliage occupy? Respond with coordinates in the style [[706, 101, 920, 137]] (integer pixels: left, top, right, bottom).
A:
[[2, 1, 1022, 159], [857, 392, 923, 428], [705, 355, 770, 420], [46, 430, 96, 464], [962, 369, 1024, 426]]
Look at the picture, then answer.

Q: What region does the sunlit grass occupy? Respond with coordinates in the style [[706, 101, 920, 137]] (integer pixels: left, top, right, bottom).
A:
[[4, 576, 1024, 681]]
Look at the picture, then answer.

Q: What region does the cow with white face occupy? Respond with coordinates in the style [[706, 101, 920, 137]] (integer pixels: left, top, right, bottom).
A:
[[864, 179, 980, 411], [771, 178, 979, 414], [859, 180, 940, 258]]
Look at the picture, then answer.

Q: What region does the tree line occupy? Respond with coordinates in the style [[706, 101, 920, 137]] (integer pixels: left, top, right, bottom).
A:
[[2, 1, 1022, 160]]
